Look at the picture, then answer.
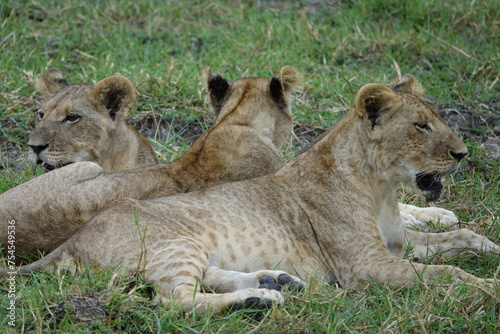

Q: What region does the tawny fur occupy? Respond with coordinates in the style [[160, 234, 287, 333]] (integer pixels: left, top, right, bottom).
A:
[[29, 69, 158, 172], [0, 66, 301, 256], [13, 75, 498, 313]]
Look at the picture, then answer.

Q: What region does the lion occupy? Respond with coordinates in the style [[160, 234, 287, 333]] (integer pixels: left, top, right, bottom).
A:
[[29, 69, 158, 172], [12, 74, 498, 314], [0, 66, 301, 257]]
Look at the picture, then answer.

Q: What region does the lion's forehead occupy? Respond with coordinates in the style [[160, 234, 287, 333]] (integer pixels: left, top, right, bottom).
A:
[[42, 85, 95, 117], [215, 77, 280, 121], [232, 77, 271, 93], [233, 76, 270, 85], [399, 94, 441, 121]]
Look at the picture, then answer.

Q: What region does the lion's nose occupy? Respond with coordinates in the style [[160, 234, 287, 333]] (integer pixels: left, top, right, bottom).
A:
[[450, 150, 467, 162], [29, 144, 48, 154]]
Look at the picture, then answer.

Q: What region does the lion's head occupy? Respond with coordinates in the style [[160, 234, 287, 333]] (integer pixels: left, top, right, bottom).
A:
[[202, 65, 301, 152], [29, 69, 157, 172], [354, 74, 467, 201]]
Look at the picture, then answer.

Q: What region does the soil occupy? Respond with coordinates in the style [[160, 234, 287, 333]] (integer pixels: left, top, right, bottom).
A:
[[439, 104, 500, 141], [133, 112, 207, 146], [439, 103, 500, 158], [45, 294, 106, 326]]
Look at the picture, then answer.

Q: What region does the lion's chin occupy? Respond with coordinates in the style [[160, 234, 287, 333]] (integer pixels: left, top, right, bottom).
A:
[[415, 172, 443, 202]]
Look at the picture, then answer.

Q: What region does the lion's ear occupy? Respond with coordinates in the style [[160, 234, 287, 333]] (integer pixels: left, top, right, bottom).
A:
[[392, 74, 424, 95], [88, 75, 136, 121], [35, 69, 68, 99], [202, 66, 230, 116], [270, 66, 302, 105], [355, 83, 396, 129]]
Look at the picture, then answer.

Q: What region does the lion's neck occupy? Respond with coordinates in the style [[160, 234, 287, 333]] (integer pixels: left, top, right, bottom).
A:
[[291, 112, 394, 187], [279, 111, 400, 224], [275, 111, 405, 271], [101, 123, 145, 172]]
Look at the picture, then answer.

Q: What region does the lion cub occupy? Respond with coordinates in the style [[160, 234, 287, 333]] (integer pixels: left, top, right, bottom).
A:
[[30, 69, 158, 172], [14, 74, 498, 314], [0, 66, 301, 256]]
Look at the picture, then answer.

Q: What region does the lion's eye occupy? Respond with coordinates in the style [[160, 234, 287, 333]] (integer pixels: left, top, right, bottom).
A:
[[63, 114, 81, 123], [415, 122, 430, 131]]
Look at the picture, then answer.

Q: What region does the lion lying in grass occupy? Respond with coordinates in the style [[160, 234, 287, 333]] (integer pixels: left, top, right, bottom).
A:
[[13, 74, 498, 313]]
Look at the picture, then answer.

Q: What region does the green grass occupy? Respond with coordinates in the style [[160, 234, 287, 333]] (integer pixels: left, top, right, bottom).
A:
[[0, 0, 499, 332]]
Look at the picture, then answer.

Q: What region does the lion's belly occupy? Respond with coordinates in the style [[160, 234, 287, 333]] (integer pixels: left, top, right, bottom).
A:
[[139, 183, 320, 279]]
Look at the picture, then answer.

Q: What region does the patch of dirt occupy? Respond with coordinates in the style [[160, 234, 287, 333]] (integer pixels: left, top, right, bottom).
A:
[[45, 293, 107, 327], [440, 106, 499, 140], [481, 137, 500, 158], [1, 147, 24, 164], [134, 112, 209, 146], [291, 122, 327, 150], [0, 143, 30, 173], [439, 103, 500, 158]]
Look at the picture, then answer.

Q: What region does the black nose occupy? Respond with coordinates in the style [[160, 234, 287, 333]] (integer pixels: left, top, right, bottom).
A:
[[29, 144, 48, 154], [450, 150, 467, 162]]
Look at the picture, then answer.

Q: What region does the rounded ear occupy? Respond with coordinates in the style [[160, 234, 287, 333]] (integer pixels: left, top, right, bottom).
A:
[[87, 75, 136, 121], [392, 74, 424, 95], [35, 69, 68, 99], [202, 66, 230, 115], [270, 65, 302, 105], [278, 65, 302, 93], [354, 83, 397, 128]]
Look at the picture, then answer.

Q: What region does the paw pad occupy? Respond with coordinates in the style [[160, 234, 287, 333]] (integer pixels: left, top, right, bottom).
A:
[[228, 296, 274, 315], [258, 274, 304, 292]]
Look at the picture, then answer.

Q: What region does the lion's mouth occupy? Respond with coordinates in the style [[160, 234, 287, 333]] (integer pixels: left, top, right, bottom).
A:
[[416, 173, 443, 191], [415, 173, 443, 201], [42, 162, 73, 173]]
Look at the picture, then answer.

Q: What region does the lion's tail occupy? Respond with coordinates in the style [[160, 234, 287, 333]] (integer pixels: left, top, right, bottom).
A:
[[0, 249, 66, 277]]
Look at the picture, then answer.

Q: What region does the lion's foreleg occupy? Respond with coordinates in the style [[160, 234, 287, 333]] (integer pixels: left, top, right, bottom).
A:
[[405, 229, 500, 261], [351, 257, 495, 290]]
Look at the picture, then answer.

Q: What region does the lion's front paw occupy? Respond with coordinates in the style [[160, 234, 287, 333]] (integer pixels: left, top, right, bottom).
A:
[[416, 207, 459, 227], [400, 204, 459, 228], [400, 211, 426, 227]]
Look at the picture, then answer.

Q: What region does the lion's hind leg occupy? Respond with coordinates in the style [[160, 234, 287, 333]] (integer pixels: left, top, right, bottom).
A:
[[148, 241, 297, 314], [168, 283, 285, 314], [202, 266, 304, 293]]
